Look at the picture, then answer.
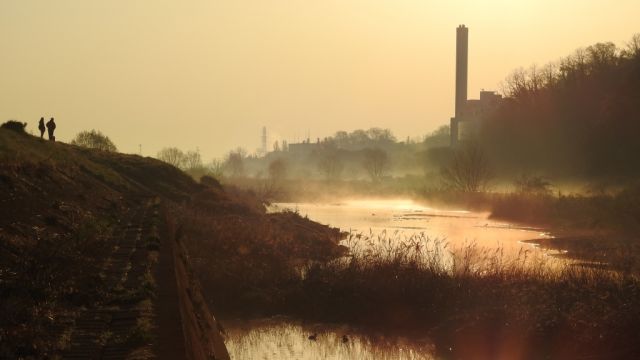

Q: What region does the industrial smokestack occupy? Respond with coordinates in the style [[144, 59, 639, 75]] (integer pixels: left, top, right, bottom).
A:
[[455, 25, 468, 118]]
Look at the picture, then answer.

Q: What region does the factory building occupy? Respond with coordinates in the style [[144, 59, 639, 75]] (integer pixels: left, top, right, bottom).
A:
[[450, 25, 502, 146]]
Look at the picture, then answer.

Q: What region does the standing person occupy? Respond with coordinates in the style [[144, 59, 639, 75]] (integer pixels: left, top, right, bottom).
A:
[[38, 117, 45, 139], [46, 117, 56, 141]]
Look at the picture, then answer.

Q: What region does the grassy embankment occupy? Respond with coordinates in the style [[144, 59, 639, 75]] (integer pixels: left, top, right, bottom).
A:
[[0, 126, 199, 358], [0, 125, 339, 358]]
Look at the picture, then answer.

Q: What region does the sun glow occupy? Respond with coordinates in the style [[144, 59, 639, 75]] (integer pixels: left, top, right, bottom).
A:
[[1, 1, 638, 158]]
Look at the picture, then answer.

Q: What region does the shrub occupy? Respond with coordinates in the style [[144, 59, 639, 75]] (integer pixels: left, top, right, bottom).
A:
[[514, 173, 553, 196], [1, 120, 27, 135], [71, 130, 117, 152]]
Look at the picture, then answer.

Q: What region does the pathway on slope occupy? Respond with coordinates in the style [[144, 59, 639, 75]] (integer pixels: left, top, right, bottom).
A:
[[63, 204, 152, 359], [152, 209, 186, 360]]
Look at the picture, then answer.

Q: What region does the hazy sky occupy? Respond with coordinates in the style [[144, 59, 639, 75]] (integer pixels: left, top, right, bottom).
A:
[[1, 1, 638, 159]]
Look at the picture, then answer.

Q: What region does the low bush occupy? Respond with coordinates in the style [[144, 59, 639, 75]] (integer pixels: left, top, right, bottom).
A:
[[1, 120, 28, 135]]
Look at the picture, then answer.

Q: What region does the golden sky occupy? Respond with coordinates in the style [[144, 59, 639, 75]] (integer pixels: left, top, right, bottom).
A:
[[1, 0, 638, 158]]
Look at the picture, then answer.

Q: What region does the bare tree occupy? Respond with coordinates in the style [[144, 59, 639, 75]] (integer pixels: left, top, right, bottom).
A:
[[625, 33, 640, 58], [541, 62, 558, 87], [441, 142, 492, 192], [268, 158, 287, 182], [366, 127, 396, 143], [527, 64, 541, 93], [207, 159, 224, 178], [225, 148, 246, 178], [501, 67, 528, 98], [183, 149, 203, 171], [255, 158, 289, 200], [362, 148, 389, 182], [157, 147, 185, 168], [586, 42, 618, 70], [572, 47, 588, 76], [318, 150, 344, 181]]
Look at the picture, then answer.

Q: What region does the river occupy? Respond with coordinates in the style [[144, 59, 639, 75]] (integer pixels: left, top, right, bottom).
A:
[[224, 199, 559, 359]]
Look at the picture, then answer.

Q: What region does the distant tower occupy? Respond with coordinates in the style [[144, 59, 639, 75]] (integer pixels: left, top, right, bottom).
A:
[[455, 25, 468, 117], [261, 126, 267, 155], [451, 25, 468, 147]]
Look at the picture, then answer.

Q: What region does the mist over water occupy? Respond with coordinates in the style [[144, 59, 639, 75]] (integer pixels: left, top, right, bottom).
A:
[[271, 199, 556, 261], [226, 199, 565, 359]]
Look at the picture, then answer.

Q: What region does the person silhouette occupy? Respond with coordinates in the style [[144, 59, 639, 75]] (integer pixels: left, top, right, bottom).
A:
[[46, 117, 56, 141], [38, 117, 45, 139]]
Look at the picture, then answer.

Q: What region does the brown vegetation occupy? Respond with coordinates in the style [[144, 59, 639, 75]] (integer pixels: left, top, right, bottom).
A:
[[0, 128, 208, 358]]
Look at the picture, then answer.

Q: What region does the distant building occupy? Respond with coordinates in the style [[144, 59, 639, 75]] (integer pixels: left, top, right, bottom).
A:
[[450, 25, 501, 146], [287, 138, 318, 155], [456, 90, 502, 140]]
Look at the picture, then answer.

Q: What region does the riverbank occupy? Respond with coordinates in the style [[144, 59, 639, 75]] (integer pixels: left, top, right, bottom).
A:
[[414, 186, 640, 272], [224, 176, 640, 269], [179, 194, 640, 359]]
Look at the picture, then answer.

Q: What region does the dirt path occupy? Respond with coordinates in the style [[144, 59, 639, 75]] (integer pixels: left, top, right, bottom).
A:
[[152, 211, 186, 360], [62, 204, 153, 359]]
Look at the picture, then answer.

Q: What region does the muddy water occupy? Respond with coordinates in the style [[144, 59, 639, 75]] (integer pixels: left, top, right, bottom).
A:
[[225, 199, 557, 359]]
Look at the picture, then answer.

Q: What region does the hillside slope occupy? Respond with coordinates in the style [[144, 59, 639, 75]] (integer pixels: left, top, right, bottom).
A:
[[0, 128, 227, 359]]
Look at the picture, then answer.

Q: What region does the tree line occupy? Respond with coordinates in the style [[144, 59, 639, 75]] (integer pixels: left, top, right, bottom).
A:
[[480, 34, 640, 178]]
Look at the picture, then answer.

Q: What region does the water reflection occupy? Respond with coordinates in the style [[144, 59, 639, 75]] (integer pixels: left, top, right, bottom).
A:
[[226, 199, 563, 358], [225, 318, 435, 360], [270, 199, 557, 261]]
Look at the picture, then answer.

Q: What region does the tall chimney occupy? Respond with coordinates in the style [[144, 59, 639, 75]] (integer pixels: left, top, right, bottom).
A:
[[455, 25, 468, 118]]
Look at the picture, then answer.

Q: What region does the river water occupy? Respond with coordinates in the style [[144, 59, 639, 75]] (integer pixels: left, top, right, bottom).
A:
[[272, 199, 553, 259], [224, 199, 558, 359]]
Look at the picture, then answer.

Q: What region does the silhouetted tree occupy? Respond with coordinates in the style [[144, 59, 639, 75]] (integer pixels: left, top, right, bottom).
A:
[[423, 125, 450, 148], [362, 148, 389, 182], [268, 158, 288, 182], [366, 127, 396, 143], [318, 150, 344, 181], [256, 158, 289, 199], [625, 34, 640, 58], [157, 147, 185, 169], [225, 148, 246, 178], [183, 150, 203, 171], [328, 128, 396, 150], [442, 142, 492, 192], [483, 33, 640, 177], [71, 130, 117, 152], [422, 146, 453, 175], [207, 159, 224, 179]]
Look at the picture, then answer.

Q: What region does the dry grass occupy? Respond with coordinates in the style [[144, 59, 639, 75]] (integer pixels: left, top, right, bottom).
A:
[[180, 200, 640, 358]]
